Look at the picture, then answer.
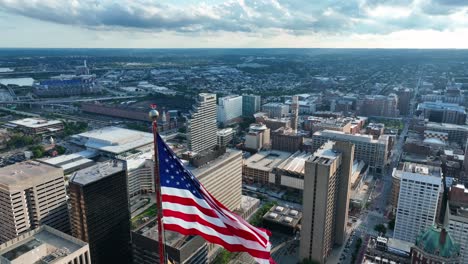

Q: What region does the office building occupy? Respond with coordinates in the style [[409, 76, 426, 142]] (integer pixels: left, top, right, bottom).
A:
[[366, 123, 385, 139], [69, 161, 131, 264], [312, 130, 389, 175], [393, 163, 442, 243], [445, 184, 468, 264], [271, 127, 307, 153], [244, 124, 270, 151], [410, 226, 461, 264], [300, 141, 354, 263], [116, 150, 154, 199], [132, 219, 207, 264], [187, 93, 218, 153], [262, 103, 289, 118], [71, 126, 154, 157], [284, 96, 316, 115], [356, 94, 399, 117], [189, 149, 242, 212], [242, 94, 261, 117], [412, 121, 468, 146], [290, 95, 299, 133], [417, 102, 466, 125], [243, 150, 291, 184], [0, 161, 69, 244], [217, 95, 242, 124], [0, 225, 90, 264], [304, 116, 352, 134], [6, 117, 64, 136], [394, 87, 413, 116], [217, 128, 235, 147]]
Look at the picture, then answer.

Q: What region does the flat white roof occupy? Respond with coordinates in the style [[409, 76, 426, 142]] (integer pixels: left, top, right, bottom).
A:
[[9, 118, 62, 128], [76, 126, 153, 154]]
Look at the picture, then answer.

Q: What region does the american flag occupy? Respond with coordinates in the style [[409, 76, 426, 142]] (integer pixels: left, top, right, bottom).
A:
[[157, 135, 275, 263]]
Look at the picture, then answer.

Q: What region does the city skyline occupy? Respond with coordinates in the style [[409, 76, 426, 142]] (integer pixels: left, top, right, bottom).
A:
[[0, 0, 468, 48]]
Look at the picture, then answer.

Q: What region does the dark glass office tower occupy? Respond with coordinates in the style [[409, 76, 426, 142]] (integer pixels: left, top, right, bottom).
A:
[[69, 161, 130, 264]]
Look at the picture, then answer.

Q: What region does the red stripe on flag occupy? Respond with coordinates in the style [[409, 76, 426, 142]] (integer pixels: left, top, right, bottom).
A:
[[164, 223, 273, 260], [163, 209, 269, 245]]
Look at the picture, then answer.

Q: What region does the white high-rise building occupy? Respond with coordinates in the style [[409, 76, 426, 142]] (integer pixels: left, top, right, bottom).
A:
[[188, 93, 218, 153], [393, 162, 442, 243], [217, 95, 242, 124], [445, 184, 468, 264]]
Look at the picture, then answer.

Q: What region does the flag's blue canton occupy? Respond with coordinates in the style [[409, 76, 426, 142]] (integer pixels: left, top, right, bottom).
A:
[[157, 135, 203, 199]]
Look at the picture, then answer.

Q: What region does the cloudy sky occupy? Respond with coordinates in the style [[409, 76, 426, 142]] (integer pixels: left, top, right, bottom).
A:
[[0, 0, 467, 48]]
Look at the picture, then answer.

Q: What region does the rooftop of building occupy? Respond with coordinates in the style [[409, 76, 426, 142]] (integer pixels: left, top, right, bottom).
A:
[[309, 141, 340, 165], [133, 219, 200, 249], [217, 127, 235, 136], [262, 102, 288, 107], [0, 225, 88, 263], [69, 160, 124, 186], [243, 150, 291, 172], [8, 117, 62, 128], [314, 130, 384, 144], [418, 101, 466, 113], [273, 127, 308, 136], [73, 126, 154, 155], [400, 162, 442, 178], [307, 116, 352, 127], [426, 122, 468, 131], [367, 123, 385, 130], [414, 226, 460, 259], [187, 148, 242, 178], [40, 153, 96, 174], [276, 151, 313, 175], [263, 205, 302, 227], [0, 161, 63, 190]]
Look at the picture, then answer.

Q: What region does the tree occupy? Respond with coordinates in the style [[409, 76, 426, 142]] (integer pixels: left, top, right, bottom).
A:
[[388, 218, 395, 230], [374, 224, 387, 235], [29, 145, 45, 158], [56, 145, 67, 155]]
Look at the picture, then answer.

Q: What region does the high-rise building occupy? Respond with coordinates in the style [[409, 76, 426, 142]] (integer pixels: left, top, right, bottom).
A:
[[187, 93, 218, 153], [410, 226, 461, 264], [262, 102, 290, 118], [291, 95, 299, 133], [300, 141, 354, 263], [242, 94, 261, 117], [445, 184, 468, 263], [312, 130, 389, 175], [0, 225, 90, 264], [69, 161, 131, 264], [0, 161, 70, 244], [356, 94, 399, 117], [217, 95, 243, 124], [394, 87, 413, 116], [393, 163, 442, 243], [189, 149, 242, 212], [116, 150, 154, 199]]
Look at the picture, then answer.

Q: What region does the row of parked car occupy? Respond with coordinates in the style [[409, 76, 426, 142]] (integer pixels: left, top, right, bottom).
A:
[[0, 153, 26, 167]]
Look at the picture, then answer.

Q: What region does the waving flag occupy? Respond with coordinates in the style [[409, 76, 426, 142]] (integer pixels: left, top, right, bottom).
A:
[[157, 135, 275, 263]]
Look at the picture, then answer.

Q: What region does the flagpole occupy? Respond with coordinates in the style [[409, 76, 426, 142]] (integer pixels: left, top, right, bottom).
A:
[[149, 107, 165, 264]]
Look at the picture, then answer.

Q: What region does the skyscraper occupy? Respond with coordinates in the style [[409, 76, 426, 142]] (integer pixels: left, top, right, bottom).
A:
[[300, 140, 354, 263], [0, 161, 69, 244], [187, 93, 218, 153], [242, 94, 261, 117], [291, 95, 299, 133], [217, 95, 242, 124], [393, 162, 442, 243], [69, 161, 131, 264]]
